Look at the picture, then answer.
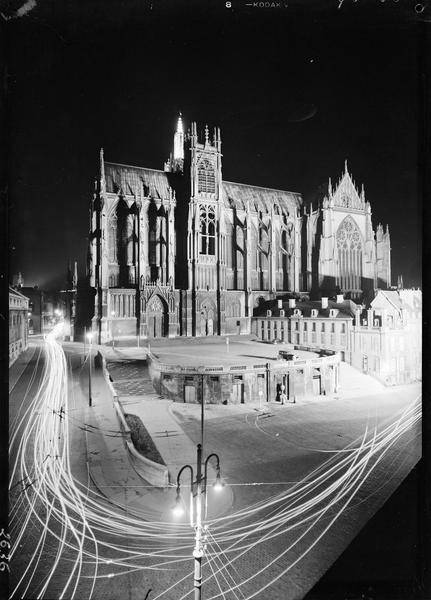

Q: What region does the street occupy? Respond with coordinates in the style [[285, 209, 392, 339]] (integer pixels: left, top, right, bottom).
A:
[[9, 333, 421, 599]]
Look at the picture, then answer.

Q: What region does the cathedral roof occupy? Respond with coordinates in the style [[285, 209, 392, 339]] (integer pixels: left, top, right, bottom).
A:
[[104, 163, 174, 199], [222, 181, 301, 215], [103, 162, 302, 214]]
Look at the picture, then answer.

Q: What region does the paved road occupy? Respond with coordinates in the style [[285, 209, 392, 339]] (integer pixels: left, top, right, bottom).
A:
[[167, 384, 421, 599], [9, 336, 421, 600], [105, 350, 421, 600], [9, 340, 157, 600]]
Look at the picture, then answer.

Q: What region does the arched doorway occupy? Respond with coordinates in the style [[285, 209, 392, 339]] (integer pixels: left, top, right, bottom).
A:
[[146, 295, 168, 338], [199, 301, 216, 336]]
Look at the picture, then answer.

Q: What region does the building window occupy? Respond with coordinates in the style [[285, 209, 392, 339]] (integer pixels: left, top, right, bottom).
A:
[[321, 322, 325, 333], [198, 159, 216, 193], [295, 321, 299, 331], [200, 207, 216, 255], [341, 323, 346, 334], [331, 323, 335, 333], [304, 322, 308, 331], [312, 322, 316, 332]]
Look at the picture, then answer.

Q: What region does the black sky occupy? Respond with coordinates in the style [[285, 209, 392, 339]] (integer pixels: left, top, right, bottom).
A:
[[5, 0, 425, 290]]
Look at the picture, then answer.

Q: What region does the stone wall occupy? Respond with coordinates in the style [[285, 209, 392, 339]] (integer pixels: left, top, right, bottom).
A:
[[147, 352, 340, 405], [99, 351, 169, 486]]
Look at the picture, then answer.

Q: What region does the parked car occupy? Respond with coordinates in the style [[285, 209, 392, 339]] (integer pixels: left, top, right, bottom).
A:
[[278, 351, 298, 361]]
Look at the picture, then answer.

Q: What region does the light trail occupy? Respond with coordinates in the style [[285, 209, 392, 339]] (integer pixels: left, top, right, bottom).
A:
[[9, 327, 421, 599]]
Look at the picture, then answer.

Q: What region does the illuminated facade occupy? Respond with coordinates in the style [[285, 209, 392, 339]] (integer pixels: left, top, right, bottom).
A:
[[87, 116, 392, 341], [303, 162, 391, 299]]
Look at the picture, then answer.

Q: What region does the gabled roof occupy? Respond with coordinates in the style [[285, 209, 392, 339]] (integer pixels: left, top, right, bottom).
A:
[[330, 162, 365, 211], [371, 290, 403, 312]]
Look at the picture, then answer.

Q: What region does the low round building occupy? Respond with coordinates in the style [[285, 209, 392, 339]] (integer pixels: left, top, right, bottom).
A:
[[148, 347, 340, 405]]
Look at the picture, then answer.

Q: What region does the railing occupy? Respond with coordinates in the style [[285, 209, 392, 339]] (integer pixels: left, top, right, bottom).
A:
[[148, 350, 340, 376]]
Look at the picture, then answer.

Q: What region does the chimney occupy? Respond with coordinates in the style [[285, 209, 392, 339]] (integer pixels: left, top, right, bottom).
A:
[[277, 300, 283, 309], [367, 309, 373, 329], [355, 308, 361, 327], [336, 294, 344, 304], [288, 299, 296, 309], [321, 297, 328, 309]]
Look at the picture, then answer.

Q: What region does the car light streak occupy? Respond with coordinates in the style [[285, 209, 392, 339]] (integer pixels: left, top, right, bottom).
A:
[[9, 325, 421, 599]]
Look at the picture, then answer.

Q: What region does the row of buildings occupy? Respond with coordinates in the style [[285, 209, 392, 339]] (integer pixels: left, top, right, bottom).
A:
[[253, 288, 422, 386]]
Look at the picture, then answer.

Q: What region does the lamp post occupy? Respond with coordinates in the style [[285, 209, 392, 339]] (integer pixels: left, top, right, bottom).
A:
[[87, 331, 93, 407], [111, 310, 115, 348], [174, 444, 223, 600]]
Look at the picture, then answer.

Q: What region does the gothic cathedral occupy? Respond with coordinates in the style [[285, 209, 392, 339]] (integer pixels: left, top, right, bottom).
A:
[[87, 116, 391, 341]]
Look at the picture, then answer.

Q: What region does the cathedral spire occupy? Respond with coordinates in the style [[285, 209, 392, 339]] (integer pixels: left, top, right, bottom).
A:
[[173, 113, 184, 162], [204, 124, 209, 145]]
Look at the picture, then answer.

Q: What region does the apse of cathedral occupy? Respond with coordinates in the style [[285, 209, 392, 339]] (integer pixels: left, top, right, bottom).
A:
[[87, 115, 391, 341]]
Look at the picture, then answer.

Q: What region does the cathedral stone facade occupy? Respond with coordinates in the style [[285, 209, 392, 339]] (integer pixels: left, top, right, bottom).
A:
[[303, 162, 391, 299], [87, 116, 391, 342]]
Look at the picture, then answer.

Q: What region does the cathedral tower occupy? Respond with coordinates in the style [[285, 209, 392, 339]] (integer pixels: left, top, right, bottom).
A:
[[183, 122, 226, 335]]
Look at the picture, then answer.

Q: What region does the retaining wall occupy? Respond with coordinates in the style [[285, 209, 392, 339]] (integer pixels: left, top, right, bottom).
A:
[[99, 351, 169, 487]]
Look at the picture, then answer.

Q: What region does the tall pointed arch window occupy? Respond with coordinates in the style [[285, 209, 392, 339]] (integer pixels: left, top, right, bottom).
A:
[[336, 216, 363, 292], [200, 207, 216, 255], [197, 159, 216, 193]]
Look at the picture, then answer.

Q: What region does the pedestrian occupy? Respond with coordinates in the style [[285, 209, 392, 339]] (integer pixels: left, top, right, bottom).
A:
[[280, 392, 287, 405]]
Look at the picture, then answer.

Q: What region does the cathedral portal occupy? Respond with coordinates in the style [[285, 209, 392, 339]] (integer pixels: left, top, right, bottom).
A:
[[146, 294, 168, 338]]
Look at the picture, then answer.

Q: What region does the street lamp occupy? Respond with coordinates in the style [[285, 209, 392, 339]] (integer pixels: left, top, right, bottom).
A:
[[111, 311, 115, 348], [174, 444, 223, 600], [87, 331, 93, 407]]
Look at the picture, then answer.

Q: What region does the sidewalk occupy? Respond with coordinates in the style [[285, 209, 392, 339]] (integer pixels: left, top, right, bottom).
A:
[[84, 354, 233, 521], [9, 343, 38, 392], [84, 367, 175, 520]]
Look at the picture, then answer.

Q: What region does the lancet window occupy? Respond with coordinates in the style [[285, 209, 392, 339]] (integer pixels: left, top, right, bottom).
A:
[[200, 206, 216, 255]]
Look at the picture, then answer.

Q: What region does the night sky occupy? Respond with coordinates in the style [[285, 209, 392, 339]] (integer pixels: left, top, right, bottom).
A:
[[5, 0, 424, 290]]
